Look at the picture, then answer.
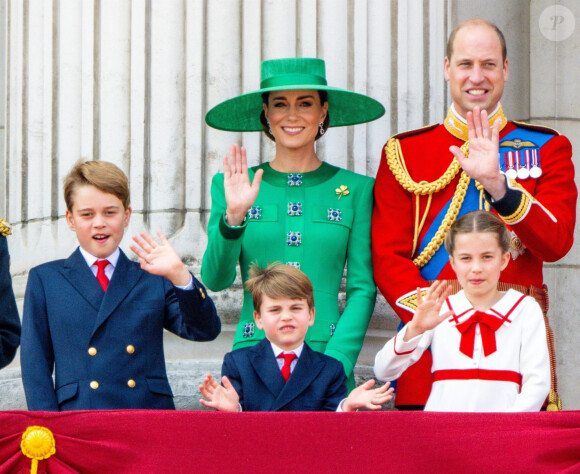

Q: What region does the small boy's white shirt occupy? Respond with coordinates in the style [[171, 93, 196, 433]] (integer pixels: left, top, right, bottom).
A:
[[270, 341, 303, 373], [78, 246, 193, 290]]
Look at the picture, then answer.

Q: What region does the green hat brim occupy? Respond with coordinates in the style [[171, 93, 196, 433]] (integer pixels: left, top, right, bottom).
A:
[[205, 85, 385, 132]]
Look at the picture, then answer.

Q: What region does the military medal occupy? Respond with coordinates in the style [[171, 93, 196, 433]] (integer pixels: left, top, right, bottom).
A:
[[529, 149, 542, 178], [504, 151, 518, 179], [517, 150, 530, 179]]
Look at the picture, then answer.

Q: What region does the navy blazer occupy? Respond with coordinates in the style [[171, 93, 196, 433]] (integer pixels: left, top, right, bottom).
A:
[[222, 338, 346, 411], [0, 235, 20, 370], [21, 247, 220, 411]]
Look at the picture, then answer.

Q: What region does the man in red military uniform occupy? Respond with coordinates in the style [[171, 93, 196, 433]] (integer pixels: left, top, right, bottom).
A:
[[372, 19, 576, 409]]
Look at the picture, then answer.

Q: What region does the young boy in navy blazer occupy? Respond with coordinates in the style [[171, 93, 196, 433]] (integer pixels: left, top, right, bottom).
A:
[[200, 263, 393, 411], [21, 160, 220, 411]]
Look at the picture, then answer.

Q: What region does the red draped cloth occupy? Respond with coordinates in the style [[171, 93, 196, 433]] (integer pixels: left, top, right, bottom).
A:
[[1, 410, 579, 473]]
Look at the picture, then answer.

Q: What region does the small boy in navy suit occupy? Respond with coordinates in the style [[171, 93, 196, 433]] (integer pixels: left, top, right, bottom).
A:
[[21, 160, 220, 411], [200, 263, 393, 411]]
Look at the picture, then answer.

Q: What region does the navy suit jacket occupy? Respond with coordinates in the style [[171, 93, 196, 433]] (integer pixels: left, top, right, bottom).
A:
[[0, 235, 20, 370], [21, 247, 220, 411], [222, 338, 346, 411]]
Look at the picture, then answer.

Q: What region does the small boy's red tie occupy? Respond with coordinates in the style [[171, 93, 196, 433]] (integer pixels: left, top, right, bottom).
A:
[[95, 260, 110, 291], [278, 353, 297, 382]]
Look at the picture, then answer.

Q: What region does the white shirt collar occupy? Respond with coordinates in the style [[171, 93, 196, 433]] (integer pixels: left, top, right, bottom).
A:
[[270, 341, 304, 359], [78, 246, 121, 269]]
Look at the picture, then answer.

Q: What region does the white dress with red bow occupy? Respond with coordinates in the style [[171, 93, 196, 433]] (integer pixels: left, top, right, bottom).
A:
[[374, 289, 550, 412]]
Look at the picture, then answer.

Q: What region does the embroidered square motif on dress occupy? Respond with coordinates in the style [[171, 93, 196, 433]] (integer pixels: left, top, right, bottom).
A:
[[243, 322, 255, 338], [248, 206, 262, 220], [327, 208, 342, 221], [287, 202, 303, 216], [287, 174, 303, 186], [286, 232, 302, 246]]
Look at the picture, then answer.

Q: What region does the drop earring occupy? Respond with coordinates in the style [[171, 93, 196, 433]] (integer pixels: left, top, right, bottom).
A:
[[319, 122, 325, 136]]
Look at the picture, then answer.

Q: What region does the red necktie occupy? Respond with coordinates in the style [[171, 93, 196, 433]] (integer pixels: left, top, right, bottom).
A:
[[95, 260, 110, 292], [278, 353, 297, 382], [455, 311, 504, 358]]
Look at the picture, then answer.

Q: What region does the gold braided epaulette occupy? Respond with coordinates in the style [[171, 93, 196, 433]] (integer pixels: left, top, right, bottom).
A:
[[0, 219, 11, 236], [385, 137, 464, 195]]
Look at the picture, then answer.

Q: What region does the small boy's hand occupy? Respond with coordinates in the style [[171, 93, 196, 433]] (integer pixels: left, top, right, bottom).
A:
[[130, 231, 191, 286], [405, 280, 454, 340], [199, 374, 240, 412], [342, 380, 394, 412]]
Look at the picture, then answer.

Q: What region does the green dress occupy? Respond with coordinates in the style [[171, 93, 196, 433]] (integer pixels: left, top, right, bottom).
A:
[[201, 162, 376, 387]]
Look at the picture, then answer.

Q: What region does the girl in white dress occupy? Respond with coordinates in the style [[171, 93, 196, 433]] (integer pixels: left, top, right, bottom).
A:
[[374, 210, 550, 412]]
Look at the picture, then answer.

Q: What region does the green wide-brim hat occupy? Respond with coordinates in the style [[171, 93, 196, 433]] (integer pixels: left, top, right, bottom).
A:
[[205, 57, 385, 131]]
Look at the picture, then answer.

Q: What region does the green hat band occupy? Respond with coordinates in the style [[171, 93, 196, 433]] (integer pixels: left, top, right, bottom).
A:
[[261, 73, 327, 89]]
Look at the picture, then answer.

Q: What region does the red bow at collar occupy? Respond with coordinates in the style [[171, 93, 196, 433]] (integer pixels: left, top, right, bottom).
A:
[[455, 311, 505, 358]]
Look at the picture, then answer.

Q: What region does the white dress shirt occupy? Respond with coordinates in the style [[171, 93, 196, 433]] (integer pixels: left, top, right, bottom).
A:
[[78, 246, 193, 290]]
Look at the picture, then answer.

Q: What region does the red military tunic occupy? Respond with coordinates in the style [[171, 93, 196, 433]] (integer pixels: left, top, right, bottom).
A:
[[372, 105, 576, 407]]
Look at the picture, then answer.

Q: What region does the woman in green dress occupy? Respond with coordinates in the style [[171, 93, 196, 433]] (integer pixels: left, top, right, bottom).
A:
[[202, 58, 384, 389]]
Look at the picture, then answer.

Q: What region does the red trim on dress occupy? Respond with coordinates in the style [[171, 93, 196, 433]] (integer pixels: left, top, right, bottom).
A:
[[447, 297, 461, 324], [448, 292, 527, 327], [433, 369, 522, 387], [393, 333, 417, 355], [496, 293, 527, 321]]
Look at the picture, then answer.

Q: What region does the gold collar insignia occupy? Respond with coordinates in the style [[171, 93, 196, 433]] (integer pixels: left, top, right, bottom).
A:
[[444, 104, 508, 141]]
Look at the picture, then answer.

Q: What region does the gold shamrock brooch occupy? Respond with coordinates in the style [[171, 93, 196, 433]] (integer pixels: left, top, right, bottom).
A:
[[335, 185, 349, 200]]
